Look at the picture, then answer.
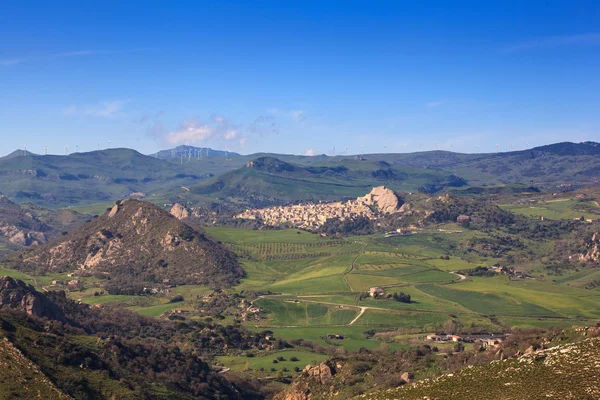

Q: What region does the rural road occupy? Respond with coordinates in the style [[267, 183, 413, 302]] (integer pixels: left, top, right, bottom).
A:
[[450, 271, 467, 281], [349, 307, 367, 325]]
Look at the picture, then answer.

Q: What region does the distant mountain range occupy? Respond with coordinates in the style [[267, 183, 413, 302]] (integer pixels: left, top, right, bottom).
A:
[[0, 141, 597, 208], [150, 145, 240, 160]]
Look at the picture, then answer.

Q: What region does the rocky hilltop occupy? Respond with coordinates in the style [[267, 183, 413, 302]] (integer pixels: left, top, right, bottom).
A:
[[236, 186, 406, 230], [6, 200, 243, 291], [0, 276, 66, 321]]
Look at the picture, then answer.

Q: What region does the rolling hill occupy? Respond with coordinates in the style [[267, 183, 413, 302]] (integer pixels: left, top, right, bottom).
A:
[[0, 141, 598, 209], [189, 156, 467, 206], [0, 148, 211, 206]]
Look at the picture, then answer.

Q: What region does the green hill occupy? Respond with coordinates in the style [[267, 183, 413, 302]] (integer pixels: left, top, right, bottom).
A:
[[0, 149, 210, 206], [190, 156, 466, 206]]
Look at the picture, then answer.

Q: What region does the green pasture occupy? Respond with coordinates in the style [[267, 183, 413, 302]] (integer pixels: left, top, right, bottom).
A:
[[255, 298, 358, 326], [257, 326, 407, 351], [499, 199, 600, 220], [216, 350, 329, 374]]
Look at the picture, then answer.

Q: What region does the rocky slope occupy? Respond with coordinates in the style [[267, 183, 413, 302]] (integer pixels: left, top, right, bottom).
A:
[[0, 278, 264, 399], [6, 199, 243, 290], [357, 338, 600, 400], [0, 337, 72, 399], [0, 196, 89, 250], [0, 276, 66, 321]]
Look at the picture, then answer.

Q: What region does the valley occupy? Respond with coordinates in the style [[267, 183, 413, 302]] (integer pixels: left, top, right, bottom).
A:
[[1, 142, 600, 399]]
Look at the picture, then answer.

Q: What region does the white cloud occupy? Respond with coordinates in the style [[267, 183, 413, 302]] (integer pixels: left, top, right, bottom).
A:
[[165, 120, 213, 145], [304, 148, 315, 156], [503, 33, 600, 53]]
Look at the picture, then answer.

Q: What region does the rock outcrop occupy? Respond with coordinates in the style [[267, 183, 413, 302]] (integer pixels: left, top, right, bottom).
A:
[[274, 361, 340, 400], [359, 186, 402, 213], [170, 203, 190, 220], [0, 276, 66, 321]]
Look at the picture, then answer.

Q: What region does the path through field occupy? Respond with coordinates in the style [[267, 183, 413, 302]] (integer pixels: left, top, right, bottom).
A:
[[349, 307, 367, 325], [343, 244, 366, 292]]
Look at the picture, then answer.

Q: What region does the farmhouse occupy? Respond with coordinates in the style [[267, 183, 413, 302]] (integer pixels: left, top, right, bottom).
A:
[[427, 334, 443, 342], [369, 287, 385, 297]]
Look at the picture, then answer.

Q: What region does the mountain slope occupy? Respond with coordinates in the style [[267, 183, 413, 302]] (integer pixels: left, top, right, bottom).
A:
[[0, 196, 89, 253], [0, 149, 211, 206], [6, 200, 243, 292], [0, 277, 264, 399], [151, 145, 239, 160], [0, 336, 71, 400], [190, 156, 465, 206], [358, 337, 600, 400]]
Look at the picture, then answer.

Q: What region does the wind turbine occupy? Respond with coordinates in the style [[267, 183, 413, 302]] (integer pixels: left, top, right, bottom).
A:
[[75, 144, 79, 153], [23, 146, 27, 156], [65, 146, 68, 155], [97, 142, 100, 151], [108, 141, 111, 148], [496, 144, 499, 153], [45, 145, 48, 155]]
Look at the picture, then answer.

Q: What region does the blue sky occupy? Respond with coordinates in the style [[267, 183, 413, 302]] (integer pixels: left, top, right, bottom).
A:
[[1, 0, 599, 156]]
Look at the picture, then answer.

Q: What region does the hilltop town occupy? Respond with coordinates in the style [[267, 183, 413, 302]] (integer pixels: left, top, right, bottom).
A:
[[235, 186, 408, 230]]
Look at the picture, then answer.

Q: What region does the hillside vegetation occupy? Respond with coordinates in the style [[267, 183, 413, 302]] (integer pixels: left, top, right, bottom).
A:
[[4, 200, 243, 294], [358, 337, 600, 400]]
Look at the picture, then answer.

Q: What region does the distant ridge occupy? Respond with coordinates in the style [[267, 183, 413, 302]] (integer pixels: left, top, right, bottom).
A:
[[150, 145, 240, 160]]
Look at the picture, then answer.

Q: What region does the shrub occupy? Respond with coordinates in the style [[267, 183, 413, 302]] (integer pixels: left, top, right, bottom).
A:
[[169, 295, 184, 303]]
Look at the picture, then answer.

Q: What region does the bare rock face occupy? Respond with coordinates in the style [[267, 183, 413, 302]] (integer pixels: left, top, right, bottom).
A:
[[275, 362, 338, 400], [360, 186, 402, 213], [0, 276, 65, 322], [571, 232, 600, 263], [400, 371, 414, 384], [170, 203, 190, 220], [0, 226, 48, 246], [108, 204, 119, 218]]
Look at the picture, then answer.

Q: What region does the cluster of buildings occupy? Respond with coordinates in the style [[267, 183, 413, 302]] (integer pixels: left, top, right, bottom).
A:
[[235, 186, 405, 230], [236, 200, 378, 230], [426, 333, 507, 348]]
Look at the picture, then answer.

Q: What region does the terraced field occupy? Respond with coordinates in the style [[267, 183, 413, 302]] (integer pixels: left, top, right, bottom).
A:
[[202, 227, 600, 350]]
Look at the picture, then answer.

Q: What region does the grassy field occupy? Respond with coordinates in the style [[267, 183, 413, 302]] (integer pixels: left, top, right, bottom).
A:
[[201, 227, 600, 346], [216, 349, 329, 375], [499, 198, 600, 220]]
